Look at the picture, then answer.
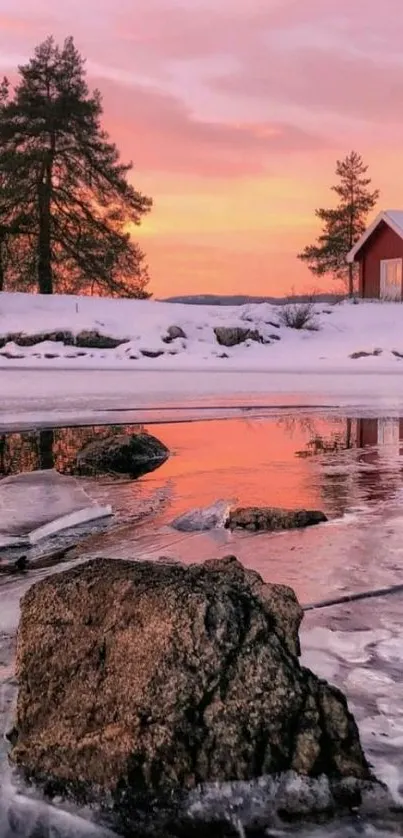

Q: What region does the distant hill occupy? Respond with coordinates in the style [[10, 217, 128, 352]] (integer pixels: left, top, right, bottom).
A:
[[160, 293, 344, 306]]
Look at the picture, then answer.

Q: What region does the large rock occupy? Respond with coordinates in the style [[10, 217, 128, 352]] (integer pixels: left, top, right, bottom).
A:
[[74, 330, 127, 349], [0, 330, 126, 350], [0, 330, 75, 347], [162, 325, 187, 343], [214, 326, 263, 347], [10, 556, 372, 833], [228, 507, 327, 531], [76, 432, 169, 477]]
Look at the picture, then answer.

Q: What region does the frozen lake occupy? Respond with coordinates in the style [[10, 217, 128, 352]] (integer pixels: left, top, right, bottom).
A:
[[1, 405, 403, 836], [4, 367, 403, 430]]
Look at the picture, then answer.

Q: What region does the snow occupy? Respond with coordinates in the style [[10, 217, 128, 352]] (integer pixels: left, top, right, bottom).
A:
[[3, 293, 403, 424], [1, 291, 403, 374], [385, 209, 403, 234]]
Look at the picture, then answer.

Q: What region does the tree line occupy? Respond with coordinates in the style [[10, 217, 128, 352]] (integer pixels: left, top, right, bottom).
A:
[[0, 37, 151, 297]]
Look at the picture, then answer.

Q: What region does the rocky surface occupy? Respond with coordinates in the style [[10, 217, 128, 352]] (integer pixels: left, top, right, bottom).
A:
[[74, 330, 127, 349], [9, 555, 375, 834], [0, 330, 75, 347], [214, 326, 264, 347], [227, 507, 328, 531], [0, 330, 129, 349], [76, 432, 169, 477]]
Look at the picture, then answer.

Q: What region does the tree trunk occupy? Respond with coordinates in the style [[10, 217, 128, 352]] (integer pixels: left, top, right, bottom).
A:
[[37, 176, 53, 294], [348, 263, 354, 298], [37, 129, 55, 295]]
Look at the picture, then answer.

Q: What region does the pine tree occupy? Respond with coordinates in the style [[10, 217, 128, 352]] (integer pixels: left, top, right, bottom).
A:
[[298, 152, 379, 297], [0, 37, 152, 296]]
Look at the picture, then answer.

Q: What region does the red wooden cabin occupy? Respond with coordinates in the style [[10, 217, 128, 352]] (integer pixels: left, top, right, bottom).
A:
[[347, 210, 403, 299]]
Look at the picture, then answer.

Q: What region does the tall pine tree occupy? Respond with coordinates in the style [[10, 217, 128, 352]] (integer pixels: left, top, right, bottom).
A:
[[0, 37, 152, 296], [298, 152, 379, 297]]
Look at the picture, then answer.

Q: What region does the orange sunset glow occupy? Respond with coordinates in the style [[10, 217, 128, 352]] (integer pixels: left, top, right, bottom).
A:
[[2, 0, 403, 297]]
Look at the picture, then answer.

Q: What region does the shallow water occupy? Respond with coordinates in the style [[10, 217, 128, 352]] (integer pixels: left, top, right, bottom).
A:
[[1, 411, 403, 836]]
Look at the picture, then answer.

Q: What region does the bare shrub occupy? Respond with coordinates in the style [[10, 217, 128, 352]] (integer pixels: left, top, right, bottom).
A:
[[279, 300, 319, 331]]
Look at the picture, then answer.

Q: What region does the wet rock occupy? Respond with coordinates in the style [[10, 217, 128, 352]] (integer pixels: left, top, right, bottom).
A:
[[162, 325, 187, 343], [227, 507, 327, 532], [74, 330, 127, 349], [10, 555, 373, 834], [76, 432, 169, 477], [214, 327, 263, 347]]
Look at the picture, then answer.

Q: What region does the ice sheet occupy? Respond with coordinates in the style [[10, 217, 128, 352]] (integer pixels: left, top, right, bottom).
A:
[[0, 470, 112, 543], [171, 499, 233, 531]]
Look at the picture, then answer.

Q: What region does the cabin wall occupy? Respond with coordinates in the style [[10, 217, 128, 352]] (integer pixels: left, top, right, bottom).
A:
[[359, 222, 403, 298]]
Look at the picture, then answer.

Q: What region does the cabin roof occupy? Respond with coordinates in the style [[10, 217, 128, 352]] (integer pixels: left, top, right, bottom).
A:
[[347, 210, 403, 262]]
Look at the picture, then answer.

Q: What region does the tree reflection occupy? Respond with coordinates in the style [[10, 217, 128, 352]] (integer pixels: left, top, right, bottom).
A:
[[0, 424, 144, 477], [38, 429, 55, 470], [295, 419, 354, 457]]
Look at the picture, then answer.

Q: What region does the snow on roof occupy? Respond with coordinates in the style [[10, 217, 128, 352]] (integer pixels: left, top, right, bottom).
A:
[[385, 209, 403, 233], [347, 210, 403, 262]]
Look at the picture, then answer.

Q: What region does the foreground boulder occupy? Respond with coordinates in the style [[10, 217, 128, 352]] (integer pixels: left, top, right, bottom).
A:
[[10, 556, 373, 833], [228, 506, 327, 531], [76, 432, 169, 477]]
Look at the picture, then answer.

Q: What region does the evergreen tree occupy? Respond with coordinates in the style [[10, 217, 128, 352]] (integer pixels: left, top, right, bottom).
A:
[[298, 152, 379, 297], [0, 37, 152, 296]]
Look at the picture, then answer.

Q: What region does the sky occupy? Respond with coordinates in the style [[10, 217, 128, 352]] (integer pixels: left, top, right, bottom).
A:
[[1, 0, 403, 297]]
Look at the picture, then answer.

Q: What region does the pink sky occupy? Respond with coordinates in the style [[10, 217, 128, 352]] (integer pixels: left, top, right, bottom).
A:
[[1, 0, 403, 297]]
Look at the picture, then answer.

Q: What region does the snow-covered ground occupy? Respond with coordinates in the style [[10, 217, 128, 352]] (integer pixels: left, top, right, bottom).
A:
[[3, 292, 403, 427], [2, 291, 403, 373]]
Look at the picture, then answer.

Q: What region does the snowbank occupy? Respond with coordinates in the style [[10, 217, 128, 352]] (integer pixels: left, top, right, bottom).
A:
[[2, 292, 403, 373]]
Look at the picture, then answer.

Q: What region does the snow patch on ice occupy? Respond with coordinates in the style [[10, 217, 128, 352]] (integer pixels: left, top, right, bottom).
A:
[[345, 668, 396, 697], [302, 627, 391, 665]]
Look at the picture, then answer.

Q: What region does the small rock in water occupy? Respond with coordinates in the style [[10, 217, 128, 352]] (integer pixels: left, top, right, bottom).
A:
[[227, 507, 327, 532]]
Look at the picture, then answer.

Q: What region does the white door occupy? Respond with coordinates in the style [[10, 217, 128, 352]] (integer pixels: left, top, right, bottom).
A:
[[380, 258, 402, 300]]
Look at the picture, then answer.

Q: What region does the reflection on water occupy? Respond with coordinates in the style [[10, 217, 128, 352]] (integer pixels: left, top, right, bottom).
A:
[[0, 424, 144, 477], [2, 416, 403, 521], [1, 413, 403, 837]]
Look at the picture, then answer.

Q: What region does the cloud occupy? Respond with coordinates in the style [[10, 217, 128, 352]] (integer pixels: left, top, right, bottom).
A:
[[96, 78, 328, 177], [212, 46, 403, 123]]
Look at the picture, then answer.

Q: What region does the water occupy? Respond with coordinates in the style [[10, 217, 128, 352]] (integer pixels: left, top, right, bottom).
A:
[[1, 411, 403, 835]]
